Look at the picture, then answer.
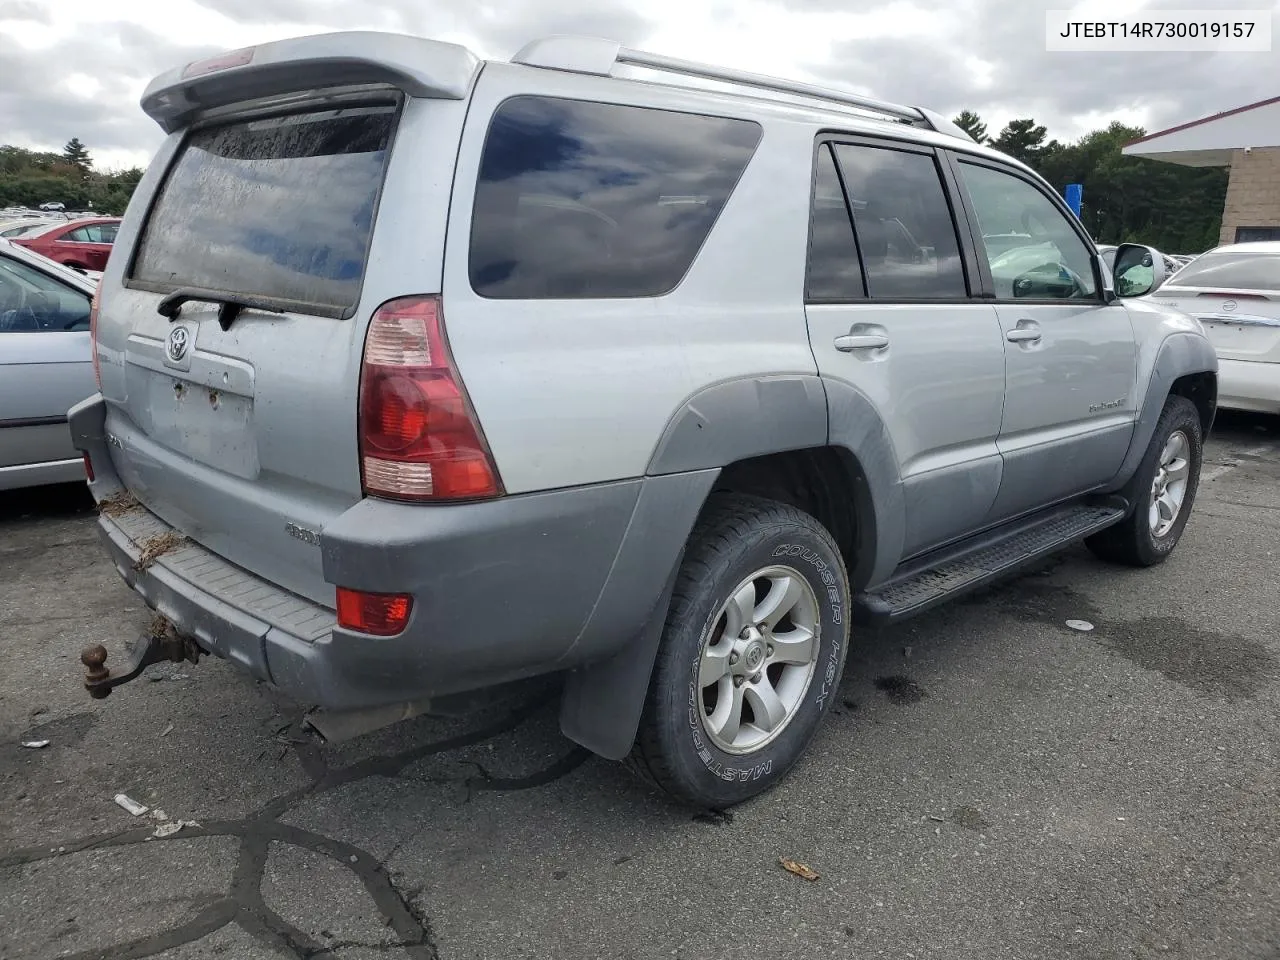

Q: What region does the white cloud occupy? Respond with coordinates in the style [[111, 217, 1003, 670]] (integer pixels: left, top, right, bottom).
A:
[[1, 0, 1277, 171]]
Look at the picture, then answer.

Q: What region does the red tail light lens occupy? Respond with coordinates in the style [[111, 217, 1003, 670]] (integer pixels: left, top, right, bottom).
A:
[[358, 296, 502, 501], [89, 284, 101, 389], [82, 453, 94, 482], [336, 587, 413, 636]]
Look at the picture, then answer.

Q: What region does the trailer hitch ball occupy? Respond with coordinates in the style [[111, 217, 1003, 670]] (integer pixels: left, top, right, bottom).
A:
[[80, 621, 202, 699], [81, 644, 112, 699]]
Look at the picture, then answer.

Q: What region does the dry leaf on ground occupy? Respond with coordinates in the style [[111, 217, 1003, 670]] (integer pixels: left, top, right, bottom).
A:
[[779, 857, 819, 881]]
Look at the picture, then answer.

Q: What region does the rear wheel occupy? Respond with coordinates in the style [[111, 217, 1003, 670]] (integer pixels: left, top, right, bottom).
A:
[[631, 494, 850, 808], [1086, 395, 1203, 567]]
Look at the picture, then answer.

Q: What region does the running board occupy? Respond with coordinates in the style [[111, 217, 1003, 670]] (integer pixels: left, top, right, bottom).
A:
[[854, 503, 1126, 624]]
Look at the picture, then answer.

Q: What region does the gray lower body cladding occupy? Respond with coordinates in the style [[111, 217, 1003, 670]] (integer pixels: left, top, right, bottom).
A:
[[69, 394, 718, 710]]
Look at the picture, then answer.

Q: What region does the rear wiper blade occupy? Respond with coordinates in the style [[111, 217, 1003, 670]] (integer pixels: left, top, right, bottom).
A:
[[157, 288, 286, 331]]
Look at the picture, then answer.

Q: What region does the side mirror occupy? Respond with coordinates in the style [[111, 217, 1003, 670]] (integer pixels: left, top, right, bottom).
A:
[[1111, 243, 1167, 298]]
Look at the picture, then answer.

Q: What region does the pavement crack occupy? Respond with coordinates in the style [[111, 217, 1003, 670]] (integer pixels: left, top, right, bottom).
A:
[[2, 693, 592, 959], [46, 900, 238, 960]]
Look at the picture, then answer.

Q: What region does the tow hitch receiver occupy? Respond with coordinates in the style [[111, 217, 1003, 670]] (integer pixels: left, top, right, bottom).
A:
[[81, 616, 203, 699]]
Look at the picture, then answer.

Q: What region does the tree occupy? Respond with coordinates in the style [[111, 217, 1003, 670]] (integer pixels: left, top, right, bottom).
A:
[[62, 137, 91, 173], [0, 144, 145, 215], [952, 110, 988, 144], [988, 118, 1048, 166]]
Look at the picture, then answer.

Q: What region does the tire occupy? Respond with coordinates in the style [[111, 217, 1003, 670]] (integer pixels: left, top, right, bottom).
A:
[[631, 493, 851, 809], [1086, 395, 1203, 567]]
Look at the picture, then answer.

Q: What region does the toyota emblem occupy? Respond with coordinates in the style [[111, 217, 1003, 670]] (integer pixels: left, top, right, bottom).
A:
[[1221, 299, 1237, 312], [165, 326, 190, 362]]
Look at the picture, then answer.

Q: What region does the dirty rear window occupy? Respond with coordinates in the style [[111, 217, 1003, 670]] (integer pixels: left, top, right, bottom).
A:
[[470, 96, 762, 299], [130, 103, 397, 317]]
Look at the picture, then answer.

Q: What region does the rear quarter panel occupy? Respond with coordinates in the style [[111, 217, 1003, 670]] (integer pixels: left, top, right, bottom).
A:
[[439, 64, 823, 495]]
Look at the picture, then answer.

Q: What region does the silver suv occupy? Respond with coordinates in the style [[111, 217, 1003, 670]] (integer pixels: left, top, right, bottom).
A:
[[71, 32, 1217, 809]]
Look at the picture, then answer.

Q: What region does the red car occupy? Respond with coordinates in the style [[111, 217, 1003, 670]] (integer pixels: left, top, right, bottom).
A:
[[12, 217, 121, 273]]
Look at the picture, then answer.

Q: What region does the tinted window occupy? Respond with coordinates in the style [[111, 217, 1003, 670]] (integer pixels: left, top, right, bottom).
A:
[[0, 255, 92, 332], [832, 144, 966, 299], [67, 223, 116, 244], [959, 162, 1097, 300], [470, 97, 761, 299], [1165, 251, 1280, 291], [1, 222, 46, 238], [1236, 227, 1280, 243], [806, 144, 864, 300], [132, 104, 397, 317]]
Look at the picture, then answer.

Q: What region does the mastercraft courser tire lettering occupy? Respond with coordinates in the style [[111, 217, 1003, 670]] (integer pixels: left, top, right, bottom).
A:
[[1087, 395, 1204, 567], [631, 493, 851, 808]]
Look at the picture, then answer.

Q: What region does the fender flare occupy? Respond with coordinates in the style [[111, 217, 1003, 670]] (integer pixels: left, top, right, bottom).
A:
[[559, 374, 904, 759], [1106, 332, 1218, 495]]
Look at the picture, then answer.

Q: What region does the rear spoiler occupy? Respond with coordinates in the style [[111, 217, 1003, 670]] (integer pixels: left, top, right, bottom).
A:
[[140, 31, 481, 133]]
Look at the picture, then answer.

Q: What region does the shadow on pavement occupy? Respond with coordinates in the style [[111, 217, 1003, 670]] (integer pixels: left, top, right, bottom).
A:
[[0, 481, 94, 526]]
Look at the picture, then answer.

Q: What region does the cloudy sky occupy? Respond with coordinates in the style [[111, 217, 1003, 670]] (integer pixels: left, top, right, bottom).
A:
[[1, 0, 1276, 171]]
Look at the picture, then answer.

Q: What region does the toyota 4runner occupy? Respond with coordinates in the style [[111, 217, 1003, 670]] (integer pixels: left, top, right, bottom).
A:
[[70, 32, 1217, 808]]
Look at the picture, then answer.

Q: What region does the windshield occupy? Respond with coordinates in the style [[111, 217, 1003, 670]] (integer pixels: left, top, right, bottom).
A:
[[0, 252, 92, 331], [1165, 251, 1280, 291]]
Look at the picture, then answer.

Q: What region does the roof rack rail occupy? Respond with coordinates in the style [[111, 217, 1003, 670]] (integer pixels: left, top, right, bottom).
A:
[[510, 36, 975, 140]]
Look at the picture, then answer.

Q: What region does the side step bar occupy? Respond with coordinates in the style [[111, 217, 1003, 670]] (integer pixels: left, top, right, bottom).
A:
[[853, 503, 1126, 624]]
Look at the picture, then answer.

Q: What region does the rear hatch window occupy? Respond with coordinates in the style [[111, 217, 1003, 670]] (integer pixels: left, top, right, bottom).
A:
[[1165, 252, 1280, 291], [129, 103, 398, 318]]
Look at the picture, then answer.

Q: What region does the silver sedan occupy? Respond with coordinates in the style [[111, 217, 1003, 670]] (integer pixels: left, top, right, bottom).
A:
[[0, 238, 98, 490]]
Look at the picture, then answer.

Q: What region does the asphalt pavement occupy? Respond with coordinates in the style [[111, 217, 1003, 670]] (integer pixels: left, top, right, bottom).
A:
[[2, 412, 1278, 960]]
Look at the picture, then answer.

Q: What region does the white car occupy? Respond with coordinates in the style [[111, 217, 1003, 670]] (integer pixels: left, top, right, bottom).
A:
[[1150, 241, 1280, 415]]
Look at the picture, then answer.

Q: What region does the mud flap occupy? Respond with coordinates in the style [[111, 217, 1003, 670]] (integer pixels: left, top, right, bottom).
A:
[[558, 559, 681, 761]]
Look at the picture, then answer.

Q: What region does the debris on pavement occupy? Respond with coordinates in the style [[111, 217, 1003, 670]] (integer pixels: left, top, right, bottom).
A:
[[113, 794, 149, 817], [160, 723, 174, 737], [20, 739, 50, 749], [1066, 619, 1095, 632], [154, 819, 200, 838], [779, 858, 820, 881]]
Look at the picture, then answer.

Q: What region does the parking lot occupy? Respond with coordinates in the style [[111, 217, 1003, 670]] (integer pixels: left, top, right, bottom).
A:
[[1, 412, 1277, 960]]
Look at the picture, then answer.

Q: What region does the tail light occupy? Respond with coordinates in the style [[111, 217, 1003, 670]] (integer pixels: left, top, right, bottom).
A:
[[82, 453, 95, 482], [358, 296, 503, 501], [89, 283, 101, 388], [336, 587, 413, 636]]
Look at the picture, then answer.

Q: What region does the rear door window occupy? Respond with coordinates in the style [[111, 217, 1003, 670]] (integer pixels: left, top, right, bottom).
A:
[[831, 143, 968, 300], [806, 144, 865, 300], [469, 96, 761, 299], [130, 103, 398, 318], [68, 224, 115, 244]]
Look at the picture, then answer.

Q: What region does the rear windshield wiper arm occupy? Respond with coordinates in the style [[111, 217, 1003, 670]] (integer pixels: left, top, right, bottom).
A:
[[157, 289, 286, 330]]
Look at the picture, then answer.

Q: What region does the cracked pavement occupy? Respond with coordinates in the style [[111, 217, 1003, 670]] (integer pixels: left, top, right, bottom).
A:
[[2, 413, 1278, 960]]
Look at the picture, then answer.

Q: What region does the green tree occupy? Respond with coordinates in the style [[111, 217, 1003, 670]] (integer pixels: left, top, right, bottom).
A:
[[62, 137, 91, 174], [988, 118, 1049, 166], [952, 110, 987, 144], [0, 144, 147, 215]]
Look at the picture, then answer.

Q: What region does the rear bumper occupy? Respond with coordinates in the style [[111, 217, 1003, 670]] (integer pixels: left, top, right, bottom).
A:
[[1218, 358, 1280, 414], [69, 395, 716, 710]]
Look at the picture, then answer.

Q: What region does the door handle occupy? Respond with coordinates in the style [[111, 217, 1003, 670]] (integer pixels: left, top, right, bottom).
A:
[[1006, 323, 1041, 344], [834, 333, 890, 352]]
